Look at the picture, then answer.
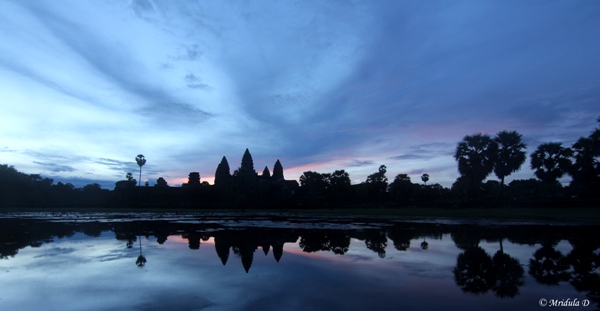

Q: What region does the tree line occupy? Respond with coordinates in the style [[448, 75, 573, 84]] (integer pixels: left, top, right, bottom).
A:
[[452, 116, 600, 205], [0, 117, 598, 209]]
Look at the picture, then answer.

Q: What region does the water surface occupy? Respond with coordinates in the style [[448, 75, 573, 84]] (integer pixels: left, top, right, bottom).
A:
[[1, 213, 598, 310]]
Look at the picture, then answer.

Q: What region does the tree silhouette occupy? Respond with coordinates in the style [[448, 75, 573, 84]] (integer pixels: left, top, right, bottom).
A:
[[136, 154, 146, 187], [328, 170, 351, 205], [365, 165, 388, 202], [366, 165, 388, 188], [388, 174, 413, 204], [328, 170, 350, 187], [530, 143, 573, 194], [126, 172, 134, 182], [493, 131, 527, 189], [591, 116, 600, 150], [299, 171, 328, 205], [454, 134, 498, 198], [508, 178, 545, 201], [570, 136, 600, 196], [155, 177, 168, 187], [421, 173, 429, 185]]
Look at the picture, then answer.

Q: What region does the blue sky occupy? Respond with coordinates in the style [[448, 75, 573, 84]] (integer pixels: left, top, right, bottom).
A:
[[1, 0, 599, 188]]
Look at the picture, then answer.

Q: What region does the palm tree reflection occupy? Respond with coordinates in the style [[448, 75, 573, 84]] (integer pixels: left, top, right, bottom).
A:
[[564, 240, 600, 305], [421, 238, 429, 250], [364, 229, 387, 258], [492, 248, 524, 298], [454, 246, 496, 294], [453, 242, 525, 297], [528, 243, 569, 285], [136, 235, 147, 267]]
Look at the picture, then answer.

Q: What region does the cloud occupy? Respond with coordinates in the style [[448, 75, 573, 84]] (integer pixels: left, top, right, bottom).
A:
[[1, 1, 599, 189], [0, 60, 101, 108], [139, 101, 213, 125], [93, 158, 133, 173], [345, 160, 374, 167], [131, 0, 154, 18], [171, 44, 204, 61], [184, 73, 211, 90], [389, 143, 455, 161], [0, 147, 17, 153], [92, 157, 162, 178], [32, 161, 76, 173], [22, 151, 66, 160], [34, 247, 76, 258], [15, 2, 214, 126], [390, 154, 426, 161]]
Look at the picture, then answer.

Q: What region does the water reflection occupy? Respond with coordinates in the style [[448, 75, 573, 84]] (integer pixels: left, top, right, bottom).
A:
[[0, 215, 598, 310], [136, 235, 146, 267], [493, 246, 525, 298]]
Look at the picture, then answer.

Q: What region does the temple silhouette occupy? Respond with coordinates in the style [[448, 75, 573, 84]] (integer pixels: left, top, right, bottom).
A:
[[112, 148, 300, 209], [2, 115, 600, 209]]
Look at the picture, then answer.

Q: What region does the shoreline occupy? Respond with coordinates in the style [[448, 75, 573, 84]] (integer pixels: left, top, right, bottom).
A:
[[1, 206, 599, 225]]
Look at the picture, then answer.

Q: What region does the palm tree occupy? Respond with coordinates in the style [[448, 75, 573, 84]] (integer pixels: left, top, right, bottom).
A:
[[135, 154, 146, 187], [591, 116, 600, 148], [571, 131, 600, 195], [421, 173, 429, 185], [493, 131, 527, 187], [454, 134, 498, 198], [530, 143, 573, 194]]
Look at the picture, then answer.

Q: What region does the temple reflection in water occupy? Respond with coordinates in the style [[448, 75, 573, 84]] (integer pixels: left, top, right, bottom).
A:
[[1, 214, 598, 310]]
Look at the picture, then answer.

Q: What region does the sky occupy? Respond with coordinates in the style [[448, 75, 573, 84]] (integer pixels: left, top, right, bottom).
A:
[[1, 0, 599, 189]]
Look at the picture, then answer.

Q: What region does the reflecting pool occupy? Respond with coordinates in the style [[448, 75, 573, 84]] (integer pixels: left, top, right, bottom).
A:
[[0, 213, 598, 310]]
